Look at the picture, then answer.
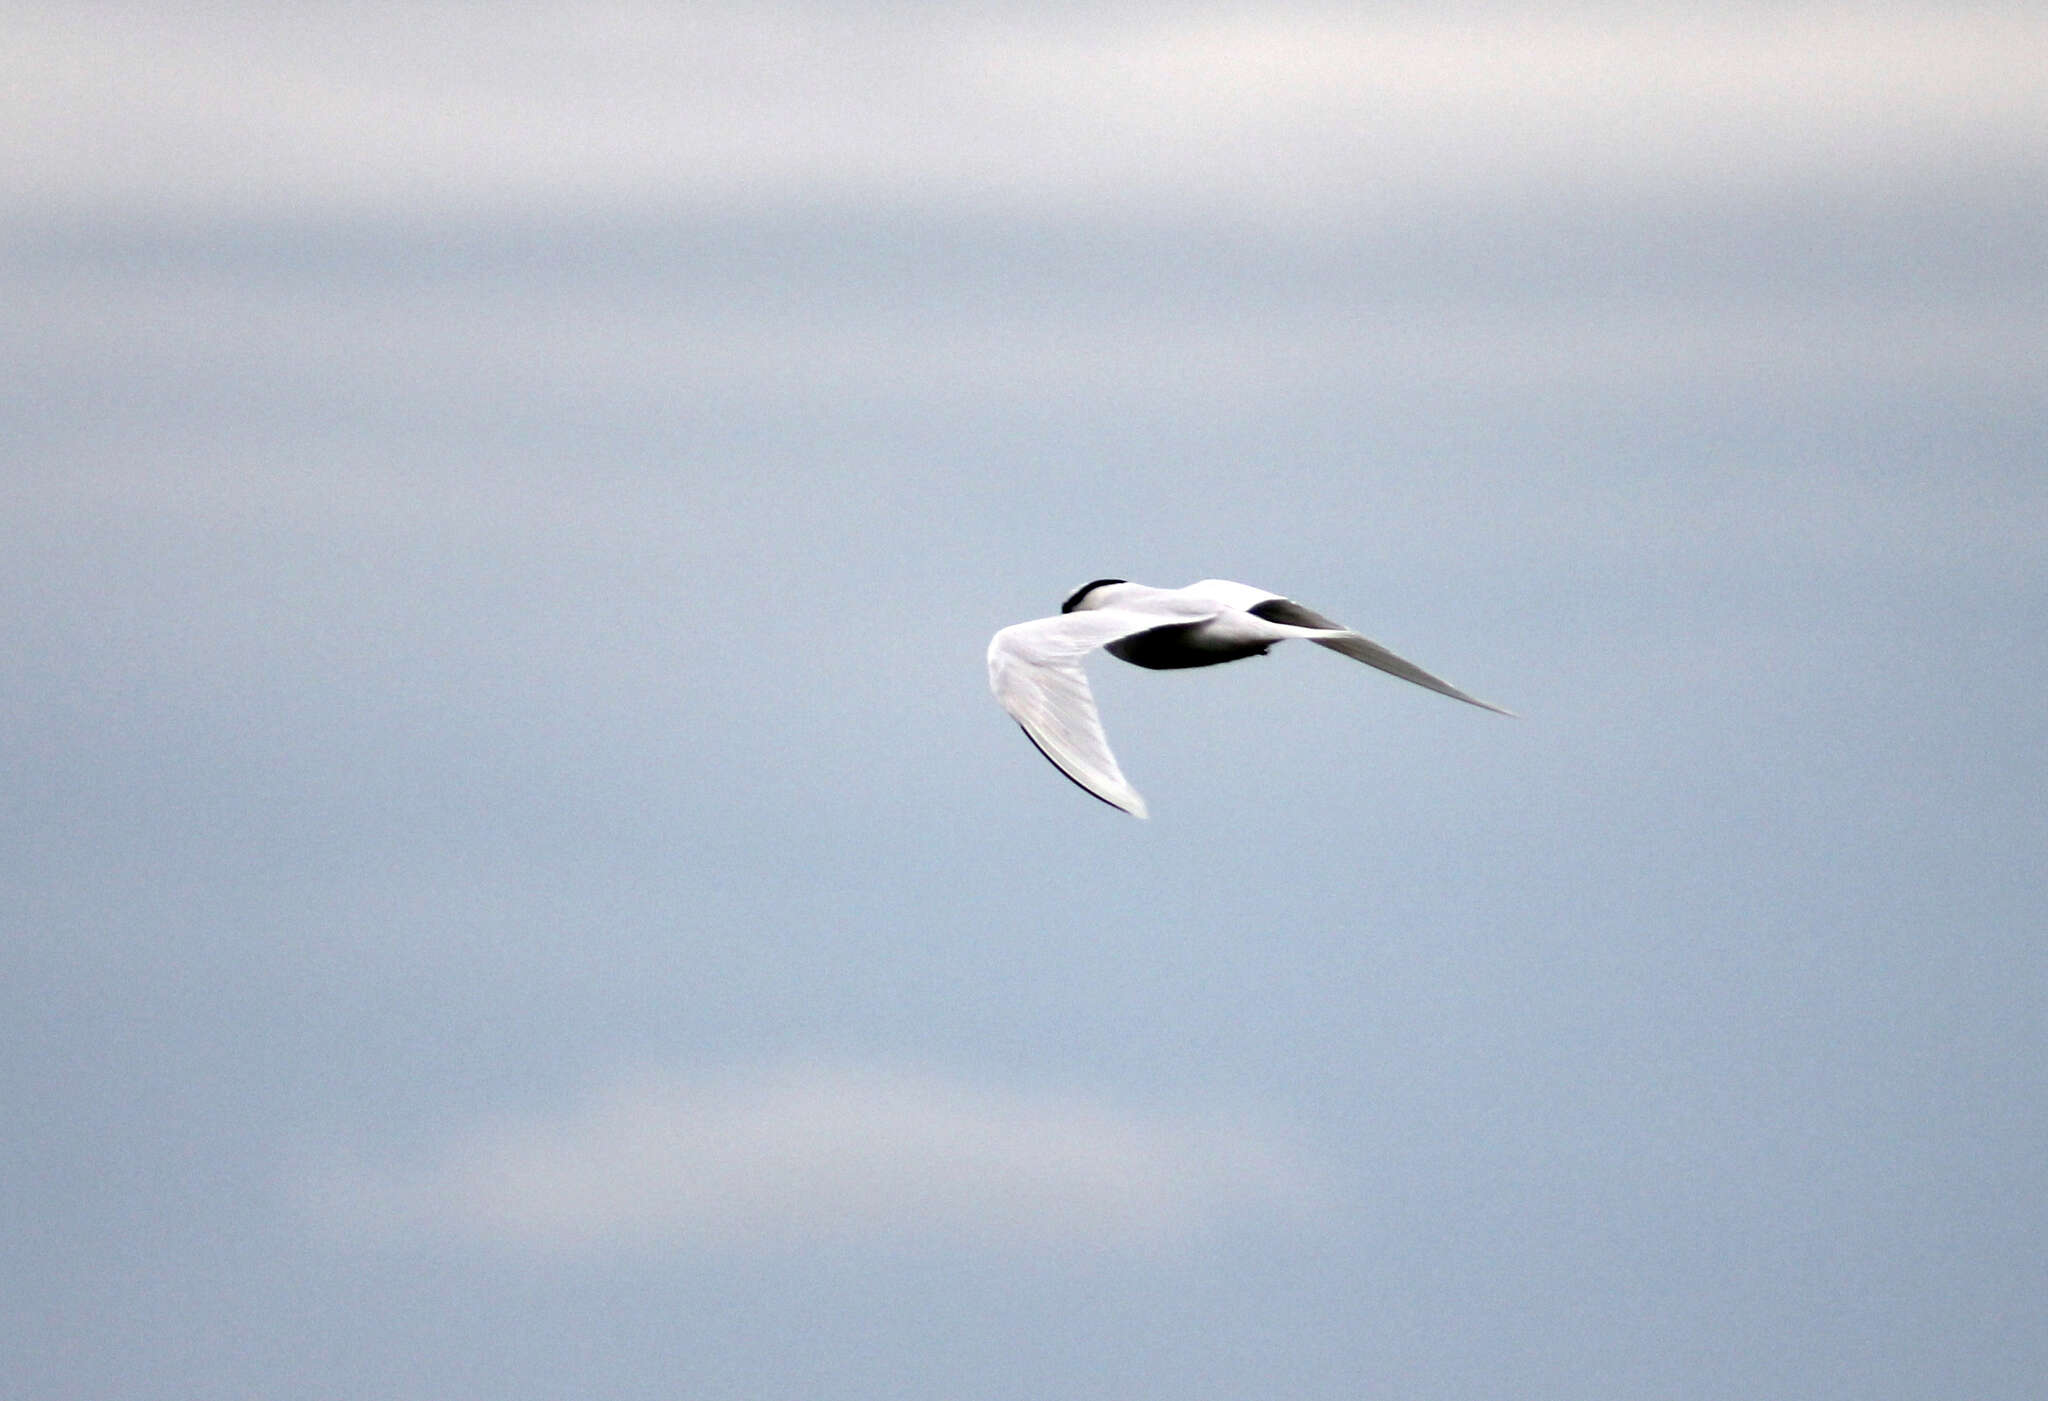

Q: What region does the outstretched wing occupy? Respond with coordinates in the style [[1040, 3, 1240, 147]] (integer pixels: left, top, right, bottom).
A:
[[1250, 595, 1514, 716], [987, 607, 1184, 818]]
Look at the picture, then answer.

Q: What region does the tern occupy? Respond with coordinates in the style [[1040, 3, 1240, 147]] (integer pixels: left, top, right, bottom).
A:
[[988, 578, 1508, 817]]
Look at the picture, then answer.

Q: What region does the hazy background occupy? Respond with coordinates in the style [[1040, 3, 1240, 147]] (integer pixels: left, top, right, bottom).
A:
[[7, 3, 2045, 1397]]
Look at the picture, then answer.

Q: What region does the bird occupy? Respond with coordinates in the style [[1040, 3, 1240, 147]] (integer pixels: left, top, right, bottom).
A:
[[987, 578, 1509, 817]]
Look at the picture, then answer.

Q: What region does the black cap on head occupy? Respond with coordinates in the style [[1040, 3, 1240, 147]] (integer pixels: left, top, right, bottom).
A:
[[1061, 579, 1127, 613]]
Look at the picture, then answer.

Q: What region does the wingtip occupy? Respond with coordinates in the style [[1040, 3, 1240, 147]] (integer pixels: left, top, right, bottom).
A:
[[1013, 722, 1150, 819], [1098, 784, 1149, 819]]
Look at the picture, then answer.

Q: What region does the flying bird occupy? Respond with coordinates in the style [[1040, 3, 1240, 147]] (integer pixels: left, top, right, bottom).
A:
[[987, 578, 1509, 817]]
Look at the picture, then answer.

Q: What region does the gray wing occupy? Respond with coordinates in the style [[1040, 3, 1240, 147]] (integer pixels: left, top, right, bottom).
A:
[[987, 607, 1186, 818], [1251, 596, 1514, 716]]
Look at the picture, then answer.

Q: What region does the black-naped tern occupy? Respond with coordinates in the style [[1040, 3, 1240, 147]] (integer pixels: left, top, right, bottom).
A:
[[988, 578, 1508, 817]]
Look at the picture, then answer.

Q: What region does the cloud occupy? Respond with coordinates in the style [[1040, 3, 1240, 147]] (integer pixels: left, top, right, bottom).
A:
[[9, 3, 2044, 223], [295, 1062, 1322, 1252], [13, 4, 2040, 415]]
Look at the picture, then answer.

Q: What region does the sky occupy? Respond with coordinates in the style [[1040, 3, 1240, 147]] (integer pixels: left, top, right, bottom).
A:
[[5, 2, 2046, 1397]]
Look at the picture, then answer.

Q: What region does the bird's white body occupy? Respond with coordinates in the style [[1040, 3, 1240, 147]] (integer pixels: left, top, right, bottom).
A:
[[987, 578, 1507, 817]]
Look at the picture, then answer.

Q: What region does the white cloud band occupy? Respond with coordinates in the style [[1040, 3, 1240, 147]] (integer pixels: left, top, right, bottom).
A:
[[296, 1062, 1320, 1252], [10, 3, 2044, 222]]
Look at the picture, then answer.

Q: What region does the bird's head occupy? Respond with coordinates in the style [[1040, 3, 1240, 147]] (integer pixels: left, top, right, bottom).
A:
[[1060, 579, 1128, 613]]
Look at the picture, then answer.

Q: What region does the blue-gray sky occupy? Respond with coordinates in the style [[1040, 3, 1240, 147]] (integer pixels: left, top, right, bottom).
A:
[[7, 4, 2046, 1397]]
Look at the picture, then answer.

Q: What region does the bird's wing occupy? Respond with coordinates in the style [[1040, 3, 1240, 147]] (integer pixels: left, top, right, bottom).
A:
[[1250, 596, 1514, 716], [988, 607, 1195, 818]]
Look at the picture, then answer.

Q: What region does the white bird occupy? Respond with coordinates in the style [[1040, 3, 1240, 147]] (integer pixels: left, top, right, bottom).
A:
[[988, 578, 1509, 817]]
